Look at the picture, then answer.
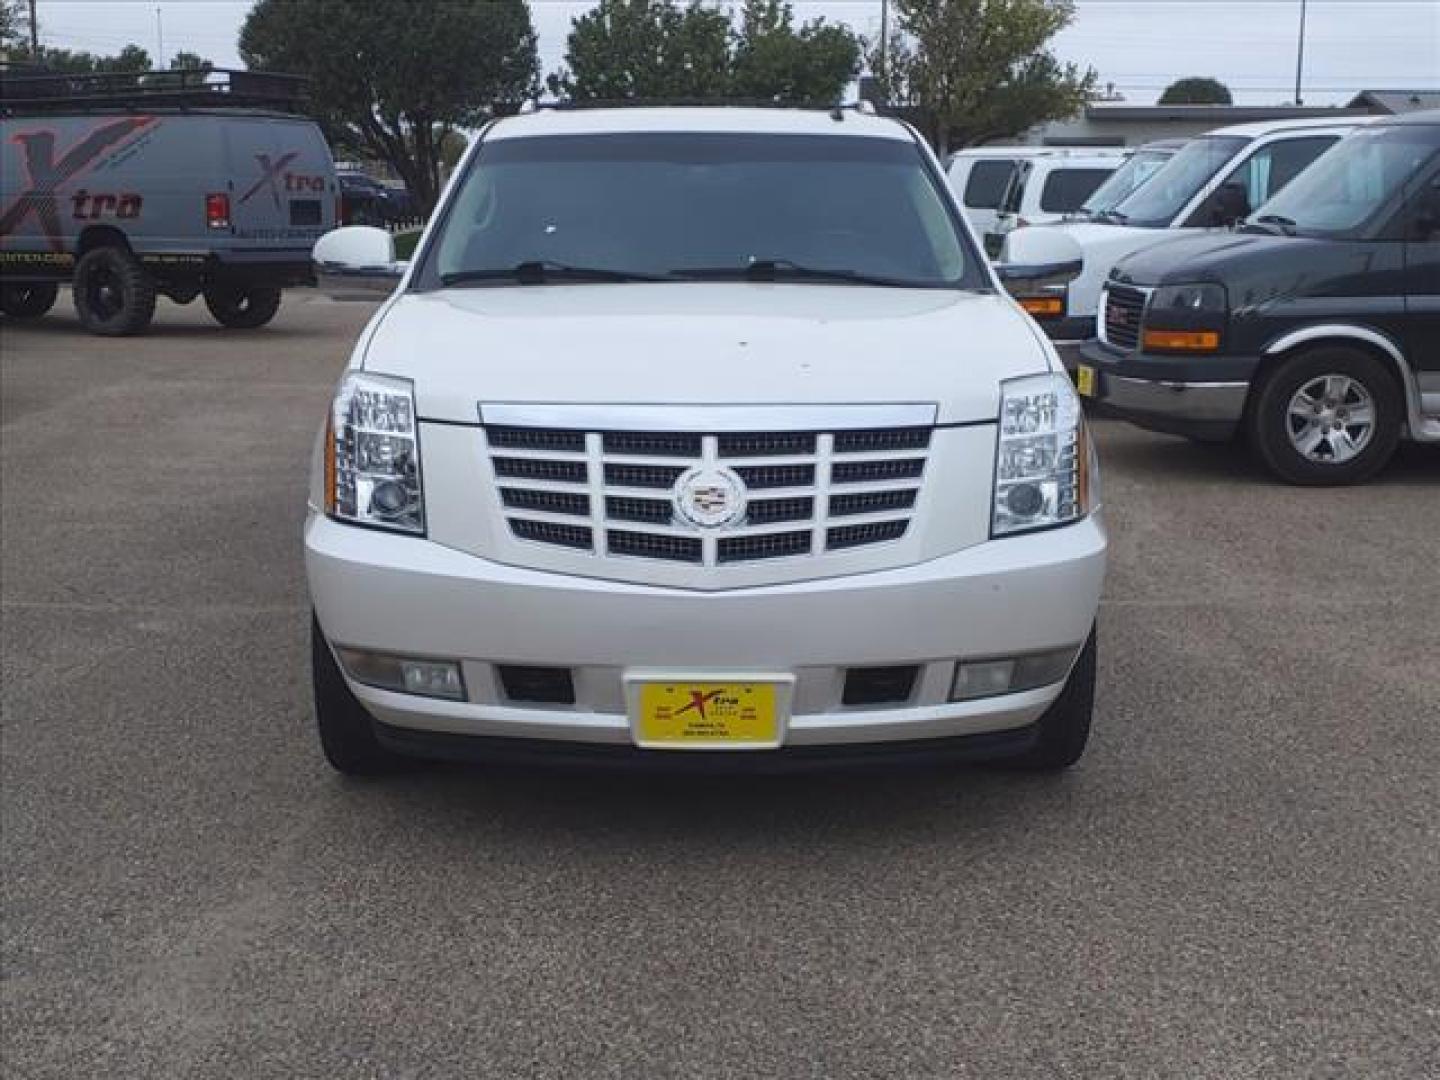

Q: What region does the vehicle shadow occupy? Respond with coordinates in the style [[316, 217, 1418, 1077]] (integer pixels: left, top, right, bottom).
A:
[[326, 757, 1080, 851]]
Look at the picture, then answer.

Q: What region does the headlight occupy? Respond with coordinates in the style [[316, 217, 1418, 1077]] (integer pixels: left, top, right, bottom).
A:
[[1149, 282, 1226, 313], [992, 373, 1096, 537], [324, 371, 425, 534]]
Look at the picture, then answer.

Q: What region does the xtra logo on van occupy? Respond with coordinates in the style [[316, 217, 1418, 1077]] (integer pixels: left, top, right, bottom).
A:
[[238, 152, 327, 209], [0, 116, 157, 252]]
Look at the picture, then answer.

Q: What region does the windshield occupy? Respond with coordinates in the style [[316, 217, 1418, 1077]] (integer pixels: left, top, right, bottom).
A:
[[1108, 136, 1249, 227], [421, 132, 979, 289], [1082, 150, 1173, 215], [1249, 126, 1440, 236]]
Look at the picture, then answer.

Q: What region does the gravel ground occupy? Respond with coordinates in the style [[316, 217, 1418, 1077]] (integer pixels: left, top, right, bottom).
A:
[[3, 295, 1438, 1079]]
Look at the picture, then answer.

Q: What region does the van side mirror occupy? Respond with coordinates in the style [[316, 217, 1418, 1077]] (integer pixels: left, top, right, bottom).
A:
[[994, 228, 1084, 287], [1208, 182, 1251, 228], [313, 226, 407, 300]]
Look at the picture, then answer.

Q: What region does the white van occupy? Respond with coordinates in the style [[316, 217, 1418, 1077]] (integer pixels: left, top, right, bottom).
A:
[[999, 117, 1371, 362], [946, 147, 1056, 238], [984, 150, 1126, 256]]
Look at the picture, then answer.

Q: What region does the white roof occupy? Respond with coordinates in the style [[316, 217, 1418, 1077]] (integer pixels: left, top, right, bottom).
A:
[[488, 106, 913, 141], [1205, 114, 1377, 139]]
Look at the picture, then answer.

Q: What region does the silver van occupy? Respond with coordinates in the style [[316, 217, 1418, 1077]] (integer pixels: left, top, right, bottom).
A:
[[0, 67, 337, 335]]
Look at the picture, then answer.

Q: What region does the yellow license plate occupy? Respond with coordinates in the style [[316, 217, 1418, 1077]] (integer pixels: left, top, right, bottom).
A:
[[634, 682, 781, 748], [1075, 364, 1097, 398]]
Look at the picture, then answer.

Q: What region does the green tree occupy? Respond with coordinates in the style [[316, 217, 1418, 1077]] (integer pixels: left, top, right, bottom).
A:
[[169, 50, 213, 72], [730, 0, 860, 103], [30, 43, 151, 74], [1, 0, 29, 56], [867, 0, 1095, 154], [240, 0, 537, 212], [551, 0, 731, 101], [1159, 76, 1233, 105], [94, 44, 152, 73]]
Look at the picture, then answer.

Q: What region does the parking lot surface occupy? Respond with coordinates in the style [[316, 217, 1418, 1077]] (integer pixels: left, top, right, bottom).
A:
[[4, 297, 1438, 1078]]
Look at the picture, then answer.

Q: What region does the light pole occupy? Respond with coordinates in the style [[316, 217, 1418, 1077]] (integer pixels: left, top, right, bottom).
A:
[[1294, 0, 1308, 105], [879, 0, 889, 82], [28, 0, 39, 59]]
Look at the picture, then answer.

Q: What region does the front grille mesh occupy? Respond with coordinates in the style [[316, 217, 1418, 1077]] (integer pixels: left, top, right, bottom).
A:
[[485, 422, 931, 566], [1102, 285, 1147, 351]]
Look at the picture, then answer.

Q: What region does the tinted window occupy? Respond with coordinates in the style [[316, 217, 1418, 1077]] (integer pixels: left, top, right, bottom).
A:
[[998, 162, 1030, 214], [1111, 136, 1249, 228], [1252, 126, 1440, 236], [1081, 150, 1173, 214], [962, 159, 1016, 209], [1039, 168, 1114, 213], [423, 133, 979, 290], [1222, 136, 1339, 211]]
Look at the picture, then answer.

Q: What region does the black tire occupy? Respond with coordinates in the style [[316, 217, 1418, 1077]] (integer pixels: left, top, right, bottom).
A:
[[991, 627, 1096, 772], [203, 284, 282, 329], [1248, 346, 1403, 486], [72, 246, 156, 336], [312, 615, 407, 776], [0, 282, 59, 320]]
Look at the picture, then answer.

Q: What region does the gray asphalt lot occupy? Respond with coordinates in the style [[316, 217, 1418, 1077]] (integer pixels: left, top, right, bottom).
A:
[[3, 295, 1438, 1079]]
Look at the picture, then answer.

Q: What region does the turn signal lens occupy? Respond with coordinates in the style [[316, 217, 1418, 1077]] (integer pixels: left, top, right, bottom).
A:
[[1142, 329, 1220, 352], [1019, 296, 1065, 317]]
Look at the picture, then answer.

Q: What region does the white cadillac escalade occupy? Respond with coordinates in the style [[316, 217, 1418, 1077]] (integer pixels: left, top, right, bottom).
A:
[[305, 106, 1107, 776]]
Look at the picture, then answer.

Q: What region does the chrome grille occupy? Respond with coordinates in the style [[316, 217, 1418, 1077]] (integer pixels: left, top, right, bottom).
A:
[[484, 421, 931, 566], [1102, 284, 1147, 351]]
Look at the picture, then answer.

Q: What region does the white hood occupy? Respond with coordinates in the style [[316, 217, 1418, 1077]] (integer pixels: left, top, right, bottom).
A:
[[360, 284, 1054, 425], [1021, 221, 1205, 321]]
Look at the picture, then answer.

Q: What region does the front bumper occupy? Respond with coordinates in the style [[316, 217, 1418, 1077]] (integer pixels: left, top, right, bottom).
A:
[[1079, 341, 1256, 441], [306, 512, 1106, 752]]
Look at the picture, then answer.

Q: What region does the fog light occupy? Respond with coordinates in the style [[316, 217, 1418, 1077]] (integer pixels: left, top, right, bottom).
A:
[[950, 646, 1079, 702], [334, 647, 466, 701]]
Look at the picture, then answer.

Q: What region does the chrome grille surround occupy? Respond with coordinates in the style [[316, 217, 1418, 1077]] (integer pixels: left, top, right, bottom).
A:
[[480, 404, 936, 569], [1100, 283, 1150, 351]]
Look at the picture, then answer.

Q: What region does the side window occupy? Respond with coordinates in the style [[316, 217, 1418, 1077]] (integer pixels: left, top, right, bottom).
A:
[[1229, 136, 1339, 209], [998, 162, 1030, 214], [962, 159, 1016, 209], [1039, 168, 1114, 213]]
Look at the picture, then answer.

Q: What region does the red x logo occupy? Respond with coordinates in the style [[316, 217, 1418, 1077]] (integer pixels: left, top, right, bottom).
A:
[[237, 151, 299, 209], [674, 689, 724, 720], [0, 116, 155, 252]]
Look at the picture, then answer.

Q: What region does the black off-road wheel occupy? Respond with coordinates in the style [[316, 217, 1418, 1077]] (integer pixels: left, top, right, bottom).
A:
[[0, 282, 60, 320], [312, 615, 407, 777], [991, 627, 1096, 772], [72, 246, 156, 336], [1248, 346, 1403, 486], [204, 284, 283, 329]]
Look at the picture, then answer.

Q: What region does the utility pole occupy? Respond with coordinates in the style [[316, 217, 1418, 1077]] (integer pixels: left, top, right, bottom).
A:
[[1294, 0, 1308, 105], [28, 0, 39, 59], [155, 4, 164, 70], [879, 0, 889, 81]]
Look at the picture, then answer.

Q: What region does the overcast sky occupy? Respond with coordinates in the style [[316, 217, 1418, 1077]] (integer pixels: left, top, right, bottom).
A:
[[24, 0, 1440, 106]]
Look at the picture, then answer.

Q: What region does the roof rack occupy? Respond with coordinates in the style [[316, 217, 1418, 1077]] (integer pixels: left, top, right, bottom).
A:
[[518, 97, 876, 116], [0, 67, 308, 116]]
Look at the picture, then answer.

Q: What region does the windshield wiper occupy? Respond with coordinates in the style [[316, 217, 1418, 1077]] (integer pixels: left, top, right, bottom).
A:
[[675, 258, 920, 288], [441, 261, 667, 286], [1094, 209, 1128, 224], [1243, 214, 1297, 237]]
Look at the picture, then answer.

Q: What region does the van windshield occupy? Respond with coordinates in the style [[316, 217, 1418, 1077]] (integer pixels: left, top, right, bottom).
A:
[[1247, 126, 1440, 237], [421, 132, 981, 290], [1107, 136, 1249, 228], [1082, 149, 1173, 216]]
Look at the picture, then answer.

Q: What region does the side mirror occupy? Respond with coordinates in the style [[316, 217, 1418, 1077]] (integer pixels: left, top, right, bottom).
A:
[[313, 226, 407, 300], [1209, 182, 1251, 227], [994, 228, 1084, 287]]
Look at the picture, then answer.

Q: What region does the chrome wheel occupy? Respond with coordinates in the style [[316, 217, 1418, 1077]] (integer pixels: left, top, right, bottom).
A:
[[1285, 374, 1375, 465]]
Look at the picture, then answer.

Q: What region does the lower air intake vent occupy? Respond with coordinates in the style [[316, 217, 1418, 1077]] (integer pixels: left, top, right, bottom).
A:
[[497, 665, 575, 705], [842, 666, 919, 706]]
